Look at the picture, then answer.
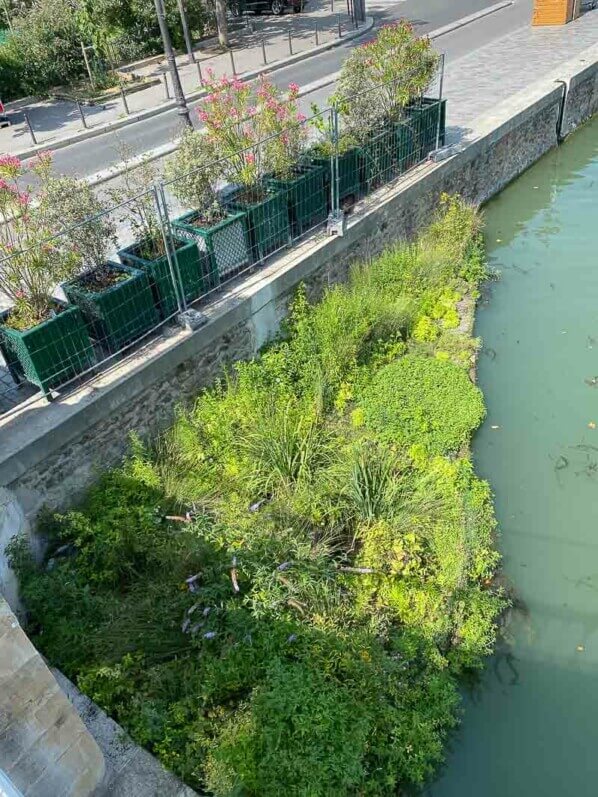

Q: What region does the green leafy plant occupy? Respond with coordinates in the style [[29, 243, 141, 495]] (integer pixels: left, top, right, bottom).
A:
[[333, 21, 439, 142], [0, 152, 114, 330], [359, 354, 485, 455]]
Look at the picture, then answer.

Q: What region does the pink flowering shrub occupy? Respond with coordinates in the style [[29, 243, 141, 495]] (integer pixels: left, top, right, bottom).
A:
[[334, 21, 439, 142], [0, 152, 115, 329], [168, 73, 308, 195]]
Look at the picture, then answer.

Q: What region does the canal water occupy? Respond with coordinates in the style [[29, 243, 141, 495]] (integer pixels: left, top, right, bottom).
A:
[[429, 115, 598, 797]]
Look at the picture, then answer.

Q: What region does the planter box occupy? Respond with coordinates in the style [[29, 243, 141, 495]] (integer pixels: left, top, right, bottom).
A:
[[394, 120, 416, 174], [310, 147, 360, 207], [224, 187, 290, 264], [118, 236, 205, 320], [172, 210, 249, 287], [64, 262, 158, 354], [266, 165, 327, 237], [404, 98, 447, 162], [0, 304, 94, 396]]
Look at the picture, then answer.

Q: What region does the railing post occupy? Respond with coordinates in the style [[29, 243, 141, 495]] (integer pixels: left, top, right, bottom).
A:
[[327, 106, 345, 236], [435, 53, 445, 151], [76, 99, 88, 129], [154, 184, 187, 313], [23, 111, 37, 145]]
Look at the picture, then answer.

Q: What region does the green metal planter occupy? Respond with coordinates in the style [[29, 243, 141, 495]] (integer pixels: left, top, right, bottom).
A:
[[118, 236, 205, 320], [266, 165, 327, 236], [310, 147, 360, 207], [172, 210, 249, 287], [0, 304, 94, 396], [404, 98, 447, 162], [64, 262, 159, 354], [224, 187, 290, 264]]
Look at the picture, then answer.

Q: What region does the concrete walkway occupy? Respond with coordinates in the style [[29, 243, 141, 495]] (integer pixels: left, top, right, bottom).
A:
[[444, 4, 598, 136], [0, 0, 361, 156]]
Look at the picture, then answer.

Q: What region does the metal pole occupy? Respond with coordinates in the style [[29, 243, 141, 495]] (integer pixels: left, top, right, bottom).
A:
[[314, 22, 319, 46], [176, 0, 196, 63], [196, 60, 204, 86], [153, 0, 192, 128], [154, 184, 187, 313], [24, 111, 37, 145], [120, 84, 130, 115], [229, 48, 237, 76], [434, 53, 445, 151], [288, 29, 293, 56], [163, 73, 171, 99], [330, 0, 333, 11], [261, 37, 267, 65], [80, 41, 95, 88], [331, 108, 339, 216], [337, 13, 342, 37], [76, 99, 88, 128]]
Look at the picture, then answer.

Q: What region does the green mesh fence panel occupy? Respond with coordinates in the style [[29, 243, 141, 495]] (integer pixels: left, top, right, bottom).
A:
[[310, 147, 360, 206], [0, 305, 94, 395], [64, 262, 159, 354], [172, 210, 250, 287], [404, 98, 446, 162], [224, 187, 290, 264], [266, 164, 327, 237], [118, 236, 206, 319]]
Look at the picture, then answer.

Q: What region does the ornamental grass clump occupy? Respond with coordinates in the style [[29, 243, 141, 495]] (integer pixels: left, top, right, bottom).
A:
[[0, 152, 115, 330]]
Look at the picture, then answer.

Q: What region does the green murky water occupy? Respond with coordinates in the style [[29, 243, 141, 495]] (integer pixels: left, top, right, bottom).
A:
[[430, 116, 598, 797]]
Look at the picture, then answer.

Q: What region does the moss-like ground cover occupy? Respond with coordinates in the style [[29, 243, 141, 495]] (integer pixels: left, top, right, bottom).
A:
[[11, 195, 504, 796]]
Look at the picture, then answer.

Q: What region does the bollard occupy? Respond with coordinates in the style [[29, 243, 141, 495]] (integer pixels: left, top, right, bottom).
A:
[[163, 73, 171, 100], [288, 29, 293, 56], [24, 111, 37, 145], [120, 85, 130, 115], [76, 99, 88, 129], [229, 48, 237, 76], [261, 37, 267, 65], [337, 13, 342, 37], [196, 60, 204, 87], [315, 21, 319, 46]]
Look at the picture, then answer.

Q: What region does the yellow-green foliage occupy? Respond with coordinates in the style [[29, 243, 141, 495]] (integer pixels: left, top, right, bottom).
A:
[[11, 195, 503, 797]]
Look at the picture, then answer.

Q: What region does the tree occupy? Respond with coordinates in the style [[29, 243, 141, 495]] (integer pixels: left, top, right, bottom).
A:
[[213, 0, 228, 48]]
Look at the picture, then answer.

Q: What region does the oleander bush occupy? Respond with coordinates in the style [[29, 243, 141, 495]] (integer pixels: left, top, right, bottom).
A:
[[11, 194, 504, 796]]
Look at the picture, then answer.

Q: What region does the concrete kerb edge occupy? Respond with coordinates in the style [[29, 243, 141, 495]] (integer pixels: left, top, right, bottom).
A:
[[0, 67, 584, 490], [12, 16, 375, 162], [428, 0, 514, 39]]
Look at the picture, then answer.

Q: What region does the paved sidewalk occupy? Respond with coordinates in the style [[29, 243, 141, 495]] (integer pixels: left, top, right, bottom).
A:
[[0, 0, 360, 155], [444, 4, 598, 137]]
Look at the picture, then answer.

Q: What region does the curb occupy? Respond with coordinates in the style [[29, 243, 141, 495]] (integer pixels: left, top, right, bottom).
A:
[[13, 16, 375, 161]]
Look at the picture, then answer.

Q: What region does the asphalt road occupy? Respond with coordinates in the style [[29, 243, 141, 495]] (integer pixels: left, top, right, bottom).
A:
[[52, 0, 531, 180]]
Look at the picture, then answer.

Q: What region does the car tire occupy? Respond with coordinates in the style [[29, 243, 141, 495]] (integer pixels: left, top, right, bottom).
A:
[[292, 3, 302, 11], [271, 0, 284, 14]]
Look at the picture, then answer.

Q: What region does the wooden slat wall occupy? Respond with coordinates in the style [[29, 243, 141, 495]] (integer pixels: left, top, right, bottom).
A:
[[532, 0, 574, 25]]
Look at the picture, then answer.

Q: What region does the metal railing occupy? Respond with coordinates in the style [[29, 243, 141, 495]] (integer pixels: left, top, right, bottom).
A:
[[0, 65, 446, 420]]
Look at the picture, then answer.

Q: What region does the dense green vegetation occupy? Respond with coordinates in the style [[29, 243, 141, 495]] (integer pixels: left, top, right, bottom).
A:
[[0, 0, 212, 100], [11, 195, 504, 796]]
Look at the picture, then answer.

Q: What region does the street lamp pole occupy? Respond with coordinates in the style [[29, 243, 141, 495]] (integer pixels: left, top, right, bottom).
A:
[[176, 0, 196, 64], [153, 0, 192, 128]]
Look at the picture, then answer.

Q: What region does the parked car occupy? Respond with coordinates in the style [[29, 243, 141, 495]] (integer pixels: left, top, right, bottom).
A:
[[244, 0, 305, 14]]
